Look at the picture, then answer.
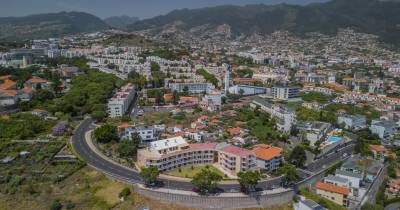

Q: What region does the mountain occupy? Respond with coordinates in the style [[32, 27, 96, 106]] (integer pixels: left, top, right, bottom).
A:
[[127, 0, 400, 46], [0, 11, 109, 41], [104, 15, 139, 29]]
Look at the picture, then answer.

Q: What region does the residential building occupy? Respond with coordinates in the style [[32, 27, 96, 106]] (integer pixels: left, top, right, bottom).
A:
[[296, 121, 332, 146], [272, 86, 300, 101], [137, 138, 257, 176], [107, 83, 136, 117], [24, 77, 49, 90], [370, 119, 399, 139], [169, 82, 213, 94], [228, 85, 267, 96], [252, 144, 282, 171], [337, 114, 367, 131], [294, 196, 326, 210], [118, 123, 158, 145], [0, 90, 18, 106], [251, 98, 297, 132], [369, 144, 387, 160], [315, 181, 350, 207]]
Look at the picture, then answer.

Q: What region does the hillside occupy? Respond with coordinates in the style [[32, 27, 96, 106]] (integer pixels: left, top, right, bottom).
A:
[[0, 11, 109, 41], [128, 0, 400, 46], [104, 15, 139, 29]]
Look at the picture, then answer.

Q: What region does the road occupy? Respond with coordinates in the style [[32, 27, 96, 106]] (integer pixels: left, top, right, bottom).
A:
[[72, 119, 354, 192], [385, 202, 400, 210]]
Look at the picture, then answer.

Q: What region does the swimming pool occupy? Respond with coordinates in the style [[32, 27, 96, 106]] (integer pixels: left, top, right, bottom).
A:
[[327, 136, 343, 144]]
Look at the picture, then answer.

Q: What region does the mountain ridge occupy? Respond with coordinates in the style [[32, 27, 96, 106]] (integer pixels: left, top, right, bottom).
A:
[[0, 11, 109, 41], [127, 0, 400, 46]]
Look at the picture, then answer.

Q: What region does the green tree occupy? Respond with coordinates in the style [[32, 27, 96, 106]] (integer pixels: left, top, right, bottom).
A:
[[237, 171, 261, 193], [140, 166, 160, 186], [288, 146, 307, 167], [277, 165, 300, 187], [93, 124, 119, 143], [117, 139, 137, 157], [191, 168, 222, 194], [118, 187, 131, 199], [172, 90, 179, 105]]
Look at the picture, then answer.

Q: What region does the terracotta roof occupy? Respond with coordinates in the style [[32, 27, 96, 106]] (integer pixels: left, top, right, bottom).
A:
[[369, 144, 387, 153], [190, 143, 217, 150], [220, 145, 253, 157], [118, 123, 130, 129], [26, 77, 48, 84], [227, 127, 245, 135], [252, 144, 282, 160], [0, 80, 16, 90], [0, 89, 17, 96], [0, 75, 11, 80], [22, 87, 33, 94], [316, 181, 350, 195]]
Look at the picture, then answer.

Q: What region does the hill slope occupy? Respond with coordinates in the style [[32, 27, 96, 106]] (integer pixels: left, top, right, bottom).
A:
[[104, 15, 139, 29], [0, 11, 109, 41], [128, 0, 400, 45]]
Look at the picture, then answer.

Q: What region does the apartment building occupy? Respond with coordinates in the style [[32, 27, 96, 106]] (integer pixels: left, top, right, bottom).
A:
[[272, 86, 300, 101], [315, 181, 350, 207], [296, 121, 332, 146], [251, 98, 296, 132], [169, 82, 214, 94], [370, 119, 399, 139], [118, 123, 158, 145], [137, 138, 257, 176], [252, 144, 282, 171], [107, 83, 136, 118], [337, 114, 367, 131]]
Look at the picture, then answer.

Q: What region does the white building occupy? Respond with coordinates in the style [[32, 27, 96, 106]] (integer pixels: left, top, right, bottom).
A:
[[337, 114, 367, 131], [228, 85, 267, 96], [294, 196, 326, 210], [272, 86, 300, 101], [251, 98, 296, 132], [107, 83, 136, 118], [370, 119, 399, 139], [169, 82, 213, 94], [119, 124, 158, 145]]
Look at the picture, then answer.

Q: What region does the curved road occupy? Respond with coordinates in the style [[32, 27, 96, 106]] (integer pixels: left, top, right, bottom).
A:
[[72, 119, 282, 191]]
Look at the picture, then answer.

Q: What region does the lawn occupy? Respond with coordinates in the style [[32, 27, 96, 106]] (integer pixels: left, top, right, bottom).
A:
[[299, 188, 347, 210], [165, 165, 226, 179]]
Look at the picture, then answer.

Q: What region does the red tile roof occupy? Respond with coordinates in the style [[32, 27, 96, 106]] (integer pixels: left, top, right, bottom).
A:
[[252, 144, 282, 160], [190, 143, 217, 150], [316, 181, 350, 195], [221, 145, 253, 157]]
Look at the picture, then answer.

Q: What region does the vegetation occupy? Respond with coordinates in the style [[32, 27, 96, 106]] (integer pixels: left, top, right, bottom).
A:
[[140, 166, 160, 186], [299, 92, 332, 104], [232, 68, 253, 78], [129, 0, 400, 47], [361, 203, 384, 210], [196, 68, 219, 87], [300, 188, 347, 210], [93, 124, 119, 144], [287, 146, 307, 167], [0, 11, 108, 41], [0, 113, 55, 140], [191, 168, 223, 194], [165, 165, 224, 179], [237, 171, 261, 193], [128, 71, 147, 89], [324, 104, 380, 121], [277, 165, 300, 187], [139, 48, 189, 60]]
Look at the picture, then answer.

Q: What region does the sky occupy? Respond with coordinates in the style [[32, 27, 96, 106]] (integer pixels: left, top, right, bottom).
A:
[[0, 0, 329, 19]]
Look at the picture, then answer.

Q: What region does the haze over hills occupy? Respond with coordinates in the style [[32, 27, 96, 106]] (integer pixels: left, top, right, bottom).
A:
[[104, 16, 140, 29], [0, 11, 109, 41], [128, 0, 400, 46]]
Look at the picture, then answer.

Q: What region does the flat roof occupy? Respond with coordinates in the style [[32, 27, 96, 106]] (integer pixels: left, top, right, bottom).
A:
[[149, 136, 187, 152]]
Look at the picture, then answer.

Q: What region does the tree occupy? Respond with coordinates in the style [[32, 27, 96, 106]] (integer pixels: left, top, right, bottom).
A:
[[361, 203, 384, 210], [119, 187, 131, 199], [288, 146, 307, 167], [172, 90, 179, 105], [50, 200, 63, 210], [117, 139, 137, 157], [191, 169, 222, 194], [131, 132, 141, 148], [238, 88, 245, 96], [140, 166, 160, 186], [91, 110, 107, 122], [277, 165, 300, 187], [93, 124, 119, 143], [237, 171, 261, 193]]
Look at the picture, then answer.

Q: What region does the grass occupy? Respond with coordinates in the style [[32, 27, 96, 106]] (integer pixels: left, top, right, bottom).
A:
[[0, 167, 194, 210], [165, 165, 226, 179]]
